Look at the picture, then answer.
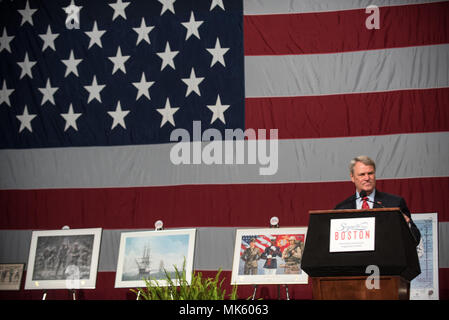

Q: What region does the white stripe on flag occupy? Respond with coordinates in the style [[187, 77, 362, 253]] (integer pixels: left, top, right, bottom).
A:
[[1, 132, 448, 189], [245, 44, 449, 98], [243, 0, 446, 15]]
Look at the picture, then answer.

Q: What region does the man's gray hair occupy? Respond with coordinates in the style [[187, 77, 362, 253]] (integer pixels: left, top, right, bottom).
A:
[[349, 155, 376, 174]]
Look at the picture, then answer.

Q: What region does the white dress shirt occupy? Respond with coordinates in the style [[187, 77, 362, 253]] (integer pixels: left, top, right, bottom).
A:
[[355, 189, 376, 209]]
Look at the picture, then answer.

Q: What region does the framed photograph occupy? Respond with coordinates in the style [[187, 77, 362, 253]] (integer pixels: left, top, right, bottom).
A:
[[231, 227, 308, 285], [24, 228, 102, 290], [410, 213, 439, 300], [114, 228, 196, 288], [0, 263, 24, 291]]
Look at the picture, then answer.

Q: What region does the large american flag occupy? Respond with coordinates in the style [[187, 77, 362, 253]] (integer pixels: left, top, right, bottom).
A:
[[1, 0, 448, 297], [1, 0, 245, 227]]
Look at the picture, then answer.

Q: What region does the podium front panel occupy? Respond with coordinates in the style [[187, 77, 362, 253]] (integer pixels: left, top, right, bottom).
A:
[[301, 209, 420, 281]]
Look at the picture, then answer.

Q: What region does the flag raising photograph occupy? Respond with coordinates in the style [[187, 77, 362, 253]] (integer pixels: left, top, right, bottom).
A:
[[0, 0, 448, 301]]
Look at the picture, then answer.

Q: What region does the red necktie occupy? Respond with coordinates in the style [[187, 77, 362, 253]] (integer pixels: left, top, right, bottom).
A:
[[362, 197, 369, 209]]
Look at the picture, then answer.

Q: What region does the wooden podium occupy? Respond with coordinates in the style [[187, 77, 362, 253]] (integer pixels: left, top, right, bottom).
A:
[[311, 275, 409, 300], [302, 208, 420, 300]]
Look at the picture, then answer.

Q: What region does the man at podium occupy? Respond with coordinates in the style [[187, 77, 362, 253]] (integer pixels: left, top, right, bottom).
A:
[[334, 155, 421, 245]]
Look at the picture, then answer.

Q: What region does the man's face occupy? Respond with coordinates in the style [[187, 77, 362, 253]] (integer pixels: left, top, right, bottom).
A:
[[350, 162, 376, 195]]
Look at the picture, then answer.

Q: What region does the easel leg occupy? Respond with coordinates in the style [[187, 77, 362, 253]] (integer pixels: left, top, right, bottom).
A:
[[251, 285, 258, 300]]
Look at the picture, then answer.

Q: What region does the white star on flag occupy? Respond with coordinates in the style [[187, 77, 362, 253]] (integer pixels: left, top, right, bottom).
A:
[[109, 0, 130, 21], [63, 0, 82, 16], [84, 76, 106, 103], [62, 50, 82, 77], [0, 28, 14, 53], [207, 94, 230, 124], [0, 80, 14, 107], [61, 104, 82, 131], [18, 0, 38, 26], [210, 0, 225, 11], [109, 46, 130, 74], [85, 21, 106, 49], [157, 98, 179, 127], [38, 79, 58, 106], [132, 72, 155, 101], [17, 52, 36, 79], [158, 0, 176, 15], [181, 68, 204, 97], [182, 11, 204, 40], [108, 101, 130, 129], [156, 42, 179, 71], [39, 25, 59, 52], [206, 38, 229, 67], [133, 17, 154, 45], [16, 105, 36, 133]]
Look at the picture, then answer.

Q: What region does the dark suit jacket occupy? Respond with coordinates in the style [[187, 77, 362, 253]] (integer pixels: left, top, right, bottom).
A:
[[334, 190, 421, 245]]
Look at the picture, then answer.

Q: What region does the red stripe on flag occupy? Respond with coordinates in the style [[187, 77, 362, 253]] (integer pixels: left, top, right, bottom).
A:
[[244, 2, 449, 55], [245, 88, 449, 139], [1, 177, 447, 229]]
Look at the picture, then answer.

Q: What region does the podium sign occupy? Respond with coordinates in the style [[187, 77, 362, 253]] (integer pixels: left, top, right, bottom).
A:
[[329, 217, 375, 252]]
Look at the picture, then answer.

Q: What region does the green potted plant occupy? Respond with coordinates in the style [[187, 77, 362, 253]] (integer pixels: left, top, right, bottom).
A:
[[131, 261, 238, 300]]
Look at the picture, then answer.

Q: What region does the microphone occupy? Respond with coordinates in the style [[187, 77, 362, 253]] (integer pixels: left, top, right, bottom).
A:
[[359, 190, 385, 208], [335, 190, 376, 209]]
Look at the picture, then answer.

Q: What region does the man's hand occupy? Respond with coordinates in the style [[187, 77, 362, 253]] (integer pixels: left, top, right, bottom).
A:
[[402, 213, 411, 224]]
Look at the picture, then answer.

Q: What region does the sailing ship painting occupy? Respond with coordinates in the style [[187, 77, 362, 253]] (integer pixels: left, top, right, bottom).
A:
[[119, 232, 192, 282], [134, 243, 161, 279], [135, 243, 150, 278]]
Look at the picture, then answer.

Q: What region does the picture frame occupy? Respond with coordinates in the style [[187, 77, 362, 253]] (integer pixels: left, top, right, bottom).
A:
[[231, 227, 308, 285], [0, 263, 25, 291], [114, 228, 196, 288], [410, 213, 439, 300], [24, 228, 102, 290]]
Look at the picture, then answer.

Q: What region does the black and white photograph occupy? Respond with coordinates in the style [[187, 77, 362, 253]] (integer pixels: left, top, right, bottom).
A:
[[25, 228, 102, 290], [0, 264, 24, 291]]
